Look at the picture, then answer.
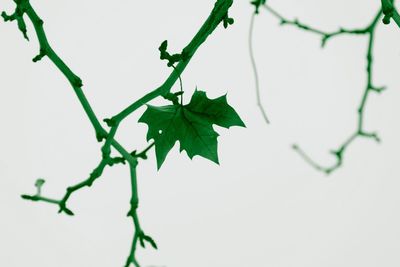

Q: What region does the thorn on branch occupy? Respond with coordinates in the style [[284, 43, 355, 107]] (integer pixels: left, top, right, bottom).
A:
[[58, 205, 74, 216], [330, 149, 343, 160], [72, 76, 83, 87]]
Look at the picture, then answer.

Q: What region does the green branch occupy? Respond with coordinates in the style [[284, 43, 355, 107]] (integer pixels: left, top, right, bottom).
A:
[[248, 2, 374, 125], [21, 158, 111, 215], [3, 0, 235, 266], [257, 4, 385, 174], [107, 0, 234, 126]]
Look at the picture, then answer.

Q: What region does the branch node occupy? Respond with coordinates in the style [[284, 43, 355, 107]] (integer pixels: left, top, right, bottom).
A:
[[96, 130, 107, 142], [36, 18, 44, 26], [72, 76, 83, 87], [32, 48, 47, 62], [222, 12, 234, 29], [330, 149, 343, 160], [158, 40, 184, 67]]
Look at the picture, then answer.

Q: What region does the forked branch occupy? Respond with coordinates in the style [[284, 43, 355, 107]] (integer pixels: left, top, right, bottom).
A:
[[3, 0, 235, 266], [255, 3, 385, 174]]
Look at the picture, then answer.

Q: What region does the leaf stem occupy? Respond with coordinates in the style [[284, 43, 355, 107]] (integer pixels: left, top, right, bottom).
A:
[[4, 0, 235, 266], [172, 65, 184, 105]]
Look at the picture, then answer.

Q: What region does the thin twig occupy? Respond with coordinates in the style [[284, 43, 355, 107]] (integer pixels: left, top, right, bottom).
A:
[[258, 4, 385, 174], [249, 12, 270, 123], [263, 4, 370, 47]]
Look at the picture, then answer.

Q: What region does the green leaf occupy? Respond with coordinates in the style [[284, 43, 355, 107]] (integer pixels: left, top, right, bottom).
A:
[[139, 89, 245, 169]]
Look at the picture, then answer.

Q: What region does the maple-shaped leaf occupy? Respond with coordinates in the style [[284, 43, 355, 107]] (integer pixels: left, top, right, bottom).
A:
[[138, 89, 245, 169]]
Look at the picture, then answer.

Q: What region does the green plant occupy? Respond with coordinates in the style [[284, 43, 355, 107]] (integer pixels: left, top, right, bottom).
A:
[[2, 0, 243, 266], [249, 1, 399, 174]]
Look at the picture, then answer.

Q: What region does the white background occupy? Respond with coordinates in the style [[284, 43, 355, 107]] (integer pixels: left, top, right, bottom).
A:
[[1, 0, 400, 266]]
